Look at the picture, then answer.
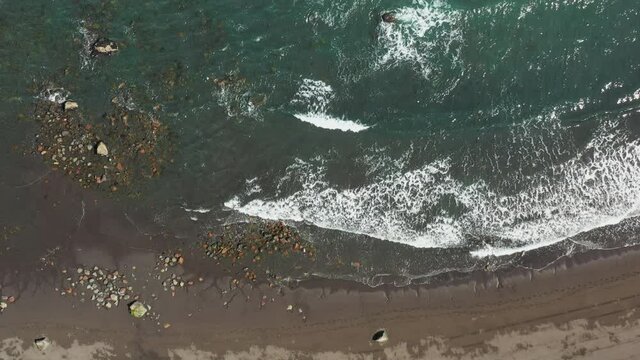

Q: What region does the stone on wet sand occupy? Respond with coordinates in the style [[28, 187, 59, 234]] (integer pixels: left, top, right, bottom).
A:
[[34, 337, 51, 351], [92, 38, 119, 55], [129, 301, 148, 318], [95, 141, 109, 156], [63, 101, 79, 111], [372, 329, 388, 343]]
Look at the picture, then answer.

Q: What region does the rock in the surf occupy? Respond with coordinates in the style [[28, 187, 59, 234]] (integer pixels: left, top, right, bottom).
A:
[[92, 38, 119, 56], [381, 12, 396, 23]]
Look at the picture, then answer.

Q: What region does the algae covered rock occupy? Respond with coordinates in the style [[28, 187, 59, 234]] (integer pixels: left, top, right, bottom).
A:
[[128, 301, 148, 318]]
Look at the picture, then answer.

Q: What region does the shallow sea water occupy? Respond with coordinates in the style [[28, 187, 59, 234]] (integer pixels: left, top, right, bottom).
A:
[[1, 0, 639, 283]]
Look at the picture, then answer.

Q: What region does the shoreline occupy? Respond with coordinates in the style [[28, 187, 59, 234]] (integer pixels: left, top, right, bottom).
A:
[[3, 233, 640, 358], [2, 159, 640, 358]]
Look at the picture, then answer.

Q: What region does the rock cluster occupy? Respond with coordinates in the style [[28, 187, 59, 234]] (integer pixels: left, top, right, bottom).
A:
[[202, 221, 315, 289], [34, 96, 172, 193], [0, 295, 16, 313], [202, 221, 314, 266], [161, 273, 194, 295], [60, 266, 136, 310], [156, 252, 185, 272], [155, 251, 196, 296]]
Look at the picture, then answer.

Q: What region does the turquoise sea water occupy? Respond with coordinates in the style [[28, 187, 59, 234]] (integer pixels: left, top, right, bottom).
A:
[[1, 0, 640, 279]]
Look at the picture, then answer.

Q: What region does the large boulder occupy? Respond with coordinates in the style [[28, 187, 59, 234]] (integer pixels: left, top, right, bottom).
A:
[[128, 301, 148, 318]]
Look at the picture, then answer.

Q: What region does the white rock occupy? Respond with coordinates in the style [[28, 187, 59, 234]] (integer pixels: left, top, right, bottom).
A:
[[96, 142, 109, 156], [34, 337, 51, 351], [63, 101, 79, 111]]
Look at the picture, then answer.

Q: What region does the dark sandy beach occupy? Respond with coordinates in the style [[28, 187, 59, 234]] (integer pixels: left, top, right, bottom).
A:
[[2, 161, 640, 359]]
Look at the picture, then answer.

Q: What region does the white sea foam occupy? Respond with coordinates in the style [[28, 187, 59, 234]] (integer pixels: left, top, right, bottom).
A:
[[290, 79, 369, 132], [617, 88, 640, 105], [226, 118, 640, 257], [376, 0, 462, 81], [40, 88, 69, 104], [245, 177, 263, 196], [293, 113, 369, 132], [183, 207, 211, 214]]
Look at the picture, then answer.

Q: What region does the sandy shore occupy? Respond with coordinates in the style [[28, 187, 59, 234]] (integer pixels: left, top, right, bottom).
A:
[[2, 167, 640, 359]]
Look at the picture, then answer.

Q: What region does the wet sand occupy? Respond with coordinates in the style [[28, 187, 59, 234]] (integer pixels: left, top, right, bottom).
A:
[[2, 164, 640, 359]]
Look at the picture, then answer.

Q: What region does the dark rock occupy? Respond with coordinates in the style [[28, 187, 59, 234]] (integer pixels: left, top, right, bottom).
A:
[[381, 12, 396, 23], [372, 329, 388, 343]]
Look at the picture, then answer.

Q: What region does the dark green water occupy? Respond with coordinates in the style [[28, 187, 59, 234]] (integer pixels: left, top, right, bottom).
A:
[[1, 0, 640, 270]]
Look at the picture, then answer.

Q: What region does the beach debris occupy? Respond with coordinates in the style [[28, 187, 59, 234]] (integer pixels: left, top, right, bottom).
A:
[[381, 12, 396, 23], [372, 329, 388, 343], [92, 38, 118, 56], [59, 265, 134, 310], [95, 141, 109, 156], [34, 93, 172, 193], [286, 305, 293, 312], [63, 101, 79, 111], [129, 301, 148, 318], [34, 337, 51, 351]]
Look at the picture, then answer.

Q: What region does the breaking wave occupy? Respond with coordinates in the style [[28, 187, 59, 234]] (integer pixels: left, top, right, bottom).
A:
[[226, 116, 640, 257], [290, 79, 369, 132]]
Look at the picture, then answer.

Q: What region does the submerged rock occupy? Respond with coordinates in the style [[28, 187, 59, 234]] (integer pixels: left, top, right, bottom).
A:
[[34, 337, 51, 351], [129, 301, 148, 318], [63, 101, 79, 111], [92, 38, 118, 56]]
